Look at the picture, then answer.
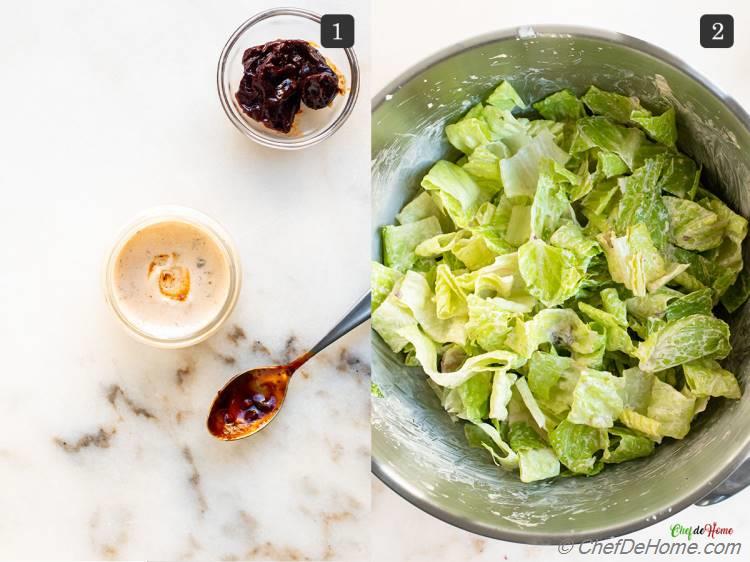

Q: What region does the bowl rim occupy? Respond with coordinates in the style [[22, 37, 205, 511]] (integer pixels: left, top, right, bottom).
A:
[[217, 7, 360, 150], [371, 23, 750, 544]]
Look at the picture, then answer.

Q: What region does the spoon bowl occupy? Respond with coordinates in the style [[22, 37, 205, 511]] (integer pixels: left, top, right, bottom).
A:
[[207, 360, 300, 440], [207, 294, 370, 441]]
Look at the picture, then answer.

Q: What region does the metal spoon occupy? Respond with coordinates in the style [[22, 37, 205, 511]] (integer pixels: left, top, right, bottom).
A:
[[207, 293, 371, 441]]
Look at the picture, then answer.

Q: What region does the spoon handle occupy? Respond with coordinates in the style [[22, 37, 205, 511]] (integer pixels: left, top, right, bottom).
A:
[[308, 292, 371, 358]]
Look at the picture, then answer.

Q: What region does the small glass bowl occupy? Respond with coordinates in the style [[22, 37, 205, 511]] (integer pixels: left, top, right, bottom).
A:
[[104, 206, 242, 349], [217, 7, 360, 150]]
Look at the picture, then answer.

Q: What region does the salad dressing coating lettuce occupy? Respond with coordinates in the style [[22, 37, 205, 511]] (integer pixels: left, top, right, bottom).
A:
[[373, 82, 747, 482]]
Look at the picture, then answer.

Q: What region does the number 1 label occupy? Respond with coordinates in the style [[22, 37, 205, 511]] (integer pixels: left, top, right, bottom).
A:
[[321, 14, 355, 49]]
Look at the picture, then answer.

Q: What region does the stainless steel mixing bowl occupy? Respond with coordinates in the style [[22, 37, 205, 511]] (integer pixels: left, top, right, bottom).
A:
[[371, 25, 750, 543]]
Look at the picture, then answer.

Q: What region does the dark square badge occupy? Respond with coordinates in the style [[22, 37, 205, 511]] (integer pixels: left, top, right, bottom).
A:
[[700, 14, 734, 48], [321, 14, 354, 48]]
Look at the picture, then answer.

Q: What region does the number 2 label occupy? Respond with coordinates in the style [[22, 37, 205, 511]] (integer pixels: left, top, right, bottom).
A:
[[700, 14, 734, 48]]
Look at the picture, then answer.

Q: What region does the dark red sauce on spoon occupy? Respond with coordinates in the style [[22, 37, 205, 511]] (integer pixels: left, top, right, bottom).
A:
[[207, 351, 312, 440]]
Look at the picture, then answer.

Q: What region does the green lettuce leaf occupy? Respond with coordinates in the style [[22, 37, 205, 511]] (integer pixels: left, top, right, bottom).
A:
[[600, 288, 627, 326], [371, 293, 416, 353], [421, 161, 494, 228], [500, 130, 570, 198], [515, 377, 548, 430], [658, 153, 700, 198], [396, 271, 466, 344], [533, 89, 585, 121], [509, 421, 560, 482], [571, 116, 644, 169], [507, 308, 602, 359], [636, 314, 731, 372], [382, 216, 442, 272], [621, 367, 655, 414], [550, 419, 607, 475], [397, 324, 521, 388], [616, 156, 670, 250], [464, 423, 518, 470], [582, 85, 643, 124], [434, 264, 468, 319], [455, 372, 493, 421], [701, 194, 748, 297], [597, 151, 629, 178], [683, 358, 741, 399], [505, 204, 532, 247], [665, 288, 713, 322], [518, 239, 582, 306], [415, 230, 472, 258], [527, 351, 580, 415], [568, 369, 625, 428], [452, 233, 498, 270], [646, 378, 695, 439], [371, 261, 402, 312], [465, 421, 518, 470], [530, 160, 575, 240], [604, 427, 655, 464], [631, 107, 677, 147], [463, 142, 509, 180], [598, 224, 685, 296], [578, 302, 636, 355], [665, 196, 726, 251], [549, 221, 602, 267], [396, 190, 454, 231], [619, 409, 662, 441], [445, 117, 492, 155], [486, 81, 526, 111], [489, 371, 518, 420], [465, 294, 518, 351], [626, 288, 682, 321]]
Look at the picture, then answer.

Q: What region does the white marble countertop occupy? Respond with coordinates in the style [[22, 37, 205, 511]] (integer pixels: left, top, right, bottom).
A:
[[371, 1, 750, 560], [0, 0, 370, 560]]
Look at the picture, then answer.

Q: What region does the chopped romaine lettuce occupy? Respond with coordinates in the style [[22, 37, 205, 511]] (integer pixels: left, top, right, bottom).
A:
[[396, 191, 454, 231], [631, 107, 677, 147], [637, 314, 730, 372], [582, 85, 643, 124], [533, 89, 585, 121], [489, 371, 518, 421], [500, 130, 570, 198], [604, 427, 654, 464], [446, 117, 492, 155], [615, 156, 670, 250], [371, 261, 402, 311], [549, 419, 607, 475], [486, 81, 527, 111], [646, 378, 695, 439], [568, 369, 625, 428], [421, 161, 495, 228], [665, 196, 726, 251], [382, 216, 442, 272], [518, 239, 583, 306], [373, 82, 747, 483], [509, 421, 560, 482], [683, 358, 741, 399]]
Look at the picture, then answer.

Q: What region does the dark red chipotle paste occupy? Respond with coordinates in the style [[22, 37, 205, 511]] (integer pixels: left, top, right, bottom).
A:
[[235, 39, 341, 133]]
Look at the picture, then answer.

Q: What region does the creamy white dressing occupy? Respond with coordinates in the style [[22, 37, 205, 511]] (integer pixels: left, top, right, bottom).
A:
[[113, 220, 231, 340]]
